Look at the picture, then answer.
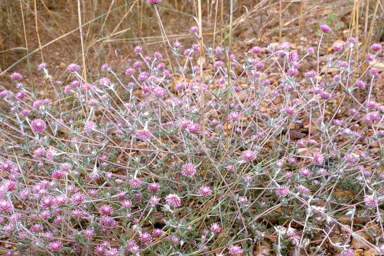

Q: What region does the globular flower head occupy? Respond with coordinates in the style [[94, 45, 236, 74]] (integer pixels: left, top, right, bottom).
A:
[[211, 223, 221, 233], [122, 200, 132, 209], [152, 228, 163, 237], [280, 42, 290, 50], [67, 64, 80, 72], [31, 119, 46, 133], [242, 150, 256, 162], [182, 163, 196, 177], [299, 168, 311, 177], [140, 232, 152, 243], [228, 245, 243, 256], [187, 123, 200, 133], [371, 43, 382, 52], [148, 183, 160, 192], [275, 186, 289, 197], [364, 194, 378, 208], [136, 129, 152, 140], [0, 200, 12, 212], [11, 73, 23, 80], [228, 112, 240, 121], [239, 196, 248, 204], [341, 249, 354, 256], [166, 194, 181, 208], [320, 24, 331, 33], [190, 26, 199, 33], [84, 121, 96, 134], [15, 90, 25, 100], [100, 205, 113, 215], [333, 44, 343, 52], [199, 186, 212, 197], [40, 196, 53, 209], [129, 178, 142, 188], [313, 153, 324, 165], [284, 107, 296, 115], [48, 241, 62, 252], [33, 148, 45, 158], [71, 192, 85, 204], [147, 0, 161, 4]]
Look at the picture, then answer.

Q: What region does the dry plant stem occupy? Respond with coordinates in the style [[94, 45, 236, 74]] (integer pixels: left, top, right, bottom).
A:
[[279, 0, 282, 43], [352, 0, 360, 86], [19, 1, 35, 91], [198, 0, 206, 145], [212, 0, 220, 49], [78, 0, 89, 117], [298, 0, 304, 35], [34, 0, 44, 63], [362, 0, 380, 74], [154, 6, 174, 75]]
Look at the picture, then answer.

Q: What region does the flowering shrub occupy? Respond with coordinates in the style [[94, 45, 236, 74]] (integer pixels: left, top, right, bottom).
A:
[[1, 21, 384, 255]]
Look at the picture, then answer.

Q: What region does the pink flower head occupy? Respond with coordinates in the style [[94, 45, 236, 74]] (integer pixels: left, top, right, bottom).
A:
[[251, 46, 262, 54], [11, 73, 23, 80], [129, 178, 143, 188], [147, 0, 161, 4], [275, 186, 289, 197], [125, 68, 135, 75], [148, 183, 160, 192], [356, 80, 366, 89], [140, 232, 152, 243], [187, 123, 200, 133], [284, 106, 296, 115], [15, 90, 25, 100], [287, 50, 298, 63], [136, 129, 152, 140], [239, 196, 248, 204], [122, 200, 132, 209], [190, 26, 199, 33], [174, 41, 182, 48], [182, 163, 196, 177], [366, 53, 375, 61], [71, 192, 85, 204], [152, 228, 163, 236], [199, 186, 212, 197], [31, 119, 46, 133], [211, 223, 221, 233], [33, 148, 45, 158], [242, 150, 256, 162], [228, 245, 243, 256], [305, 70, 317, 78], [280, 42, 290, 50], [0, 200, 12, 212], [166, 194, 181, 208], [307, 47, 315, 54], [84, 121, 96, 134], [100, 205, 113, 215], [299, 168, 311, 177], [0, 90, 8, 98], [364, 195, 378, 207], [54, 195, 68, 206], [101, 64, 109, 71], [38, 63, 47, 70], [371, 43, 382, 52], [320, 24, 331, 33], [40, 196, 54, 209], [134, 46, 142, 53], [67, 64, 80, 72], [313, 153, 324, 165], [366, 100, 378, 109], [48, 241, 62, 252], [333, 44, 343, 52], [228, 112, 240, 121]]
